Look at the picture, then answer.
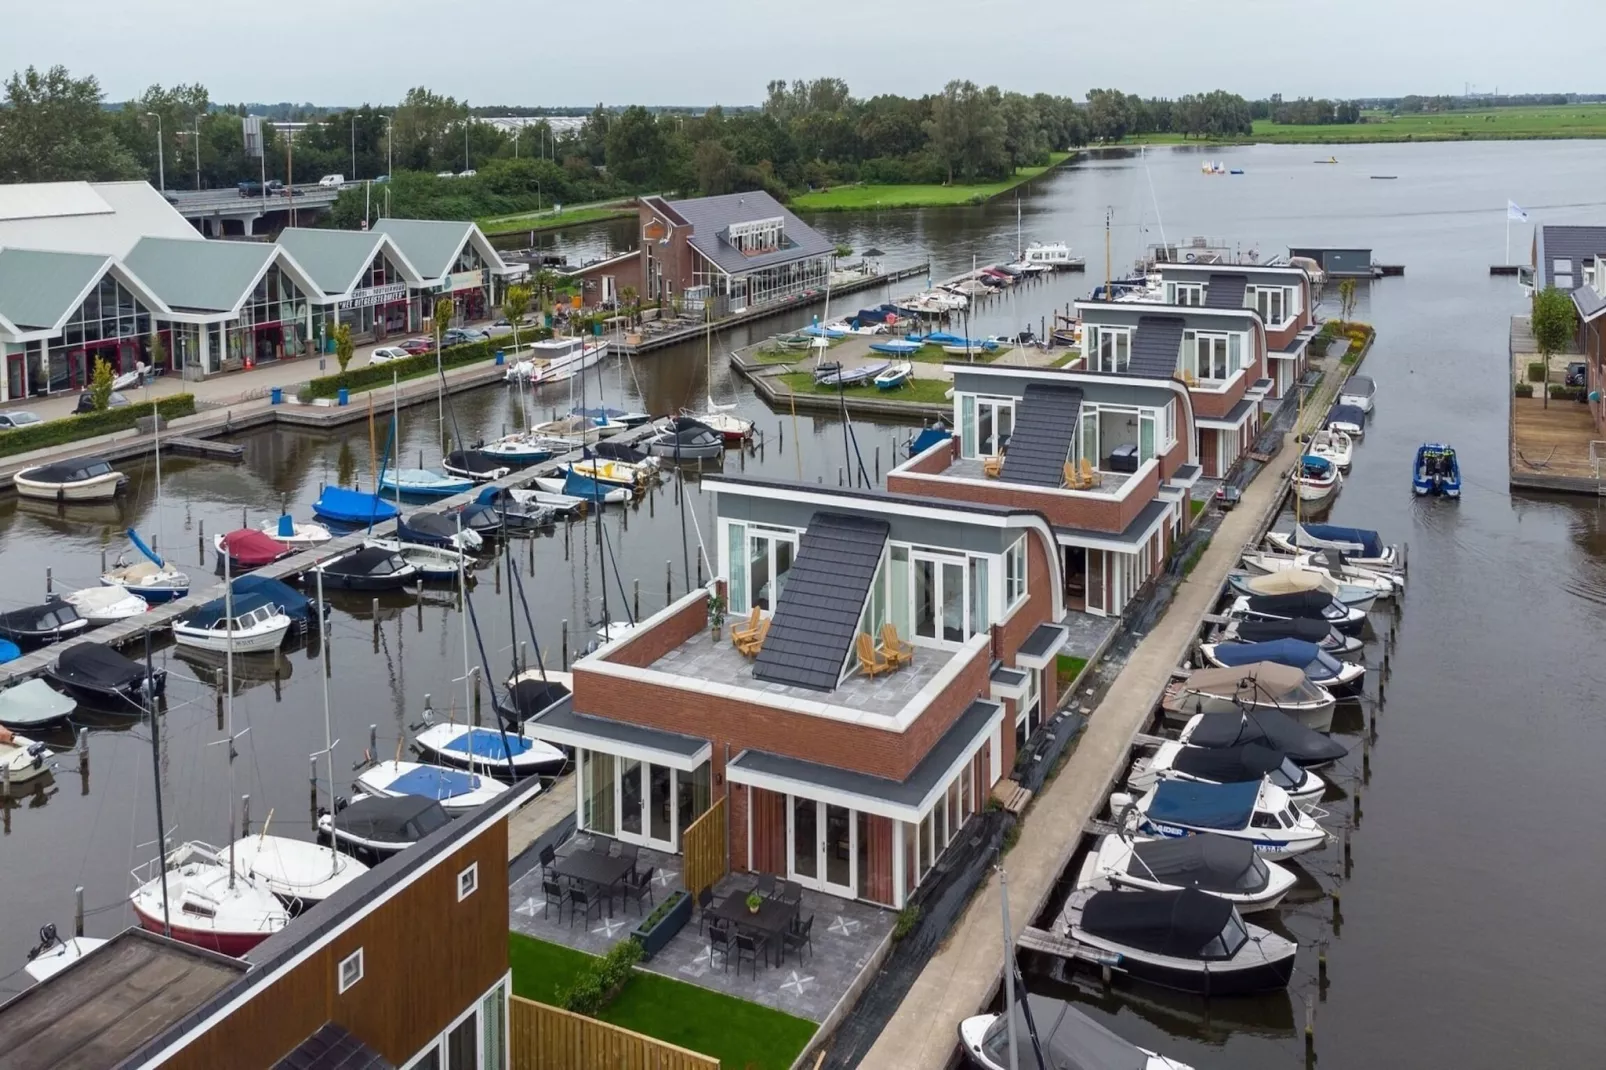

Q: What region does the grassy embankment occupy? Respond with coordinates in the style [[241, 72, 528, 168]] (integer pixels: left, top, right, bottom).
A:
[[477, 204, 636, 237], [792, 152, 1072, 211], [1123, 105, 1606, 145], [779, 372, 951, 406]]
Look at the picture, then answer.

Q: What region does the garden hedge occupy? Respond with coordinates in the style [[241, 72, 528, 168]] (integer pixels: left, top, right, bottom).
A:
[[299, 327, 554, 400], [0, 393, 197, 459]]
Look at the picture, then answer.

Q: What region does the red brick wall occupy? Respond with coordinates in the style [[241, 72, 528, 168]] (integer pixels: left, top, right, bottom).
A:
[[887, 471, 1152, 535], [571, 252, 643, 309], [1190, 373, 1247, 419], [604, 594, 706, 667]]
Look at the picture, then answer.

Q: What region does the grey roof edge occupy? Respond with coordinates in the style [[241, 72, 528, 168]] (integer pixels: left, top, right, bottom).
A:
[[1196, 397, 1256, 428], [705, 473, 1046, 521], [1018, 622, 1071, 660], [1053, 497, 1171, 548], [528, 698, 709, 758]]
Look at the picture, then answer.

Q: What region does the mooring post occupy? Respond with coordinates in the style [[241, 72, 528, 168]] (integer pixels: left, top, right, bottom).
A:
[[371, 599, 380, 649], [1353, 785, 1362, 825], [45, 567, 51, 596], [696, 555, 704, 587], [518, 642, 527, 679], [1362, 736, 1371, 782], [633, 578, 640, 620], [74, 887, 85, 937], [214, 668, 224, 721], [472, 673, 481, 727], [666, 560, 672, 605], [1342, 825, 1352, 874], [1331, 887, 1342, 925], [874, 446, 880, 482], [101, 547, 107, 574], [368, 725, 378, 761], [838, 466, 843, 486], [564, 519, 570, 560], [1304, 996, 1315, 1054], [241, 794, 250, 837], [1318, 940, 1329, 985], [241, 506, 247, 528], [561, 621, 569, 671], [198, 531, 204, 563], [310, 756, 319, 821]]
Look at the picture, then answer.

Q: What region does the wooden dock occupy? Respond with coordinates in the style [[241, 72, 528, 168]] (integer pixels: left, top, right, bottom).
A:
[[1017, 926, 1121, 965], [165, 436, 244, 461]]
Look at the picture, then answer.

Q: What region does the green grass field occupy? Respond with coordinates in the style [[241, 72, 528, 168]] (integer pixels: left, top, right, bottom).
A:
[[508, 934, 816, 1070], [477, 205, 636, 236], [1125, 105, 1606, 145], [779, 371, 951, 405], [792, 152, 1072, 211]]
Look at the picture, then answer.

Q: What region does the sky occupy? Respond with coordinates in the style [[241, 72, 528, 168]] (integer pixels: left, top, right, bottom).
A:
[[4, 0, 1600, 107]]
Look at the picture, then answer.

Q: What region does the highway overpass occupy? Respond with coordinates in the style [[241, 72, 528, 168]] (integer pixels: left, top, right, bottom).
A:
[[165, 183, 341, 236]]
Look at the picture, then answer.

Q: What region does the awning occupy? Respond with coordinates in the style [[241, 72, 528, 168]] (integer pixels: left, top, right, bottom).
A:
[[1167, 463, 1203, 489], [1196, 397, 1256, 430], [526, 700, 711, 771], [990, 665, 1030, 704], [1055, 498, 1172, 553], [1015, 623, 1070, 670], [1270, 324, 1319, 360]]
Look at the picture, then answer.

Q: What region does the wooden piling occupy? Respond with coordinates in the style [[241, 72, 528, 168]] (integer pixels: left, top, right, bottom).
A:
[[874, 446, 881, 482], [74, 887, 84, 937], [1318, 940, 1328, 984], [666, 560, 672, 605], [1353, 785, 1362, 824], [1304, 996, 1315, 1053], [1362, 736, 1371, 782], [45, 567, 51, 595], [1342, 825, 1352, 873], [633, 578, 640, 620], [561, 621, 569, 671], [241, 794, 251, 837], [310, 756, 319, 821]]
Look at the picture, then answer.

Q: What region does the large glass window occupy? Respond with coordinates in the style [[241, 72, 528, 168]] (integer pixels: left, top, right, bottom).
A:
[[968, 556, 989, 635], [620, 758, 643, 836], [1005, 538, 1027, 607], [726, 522, 747, 612], [960, 395, 977, 458], [1255, 286, 1287, 325], [581, 750, 615, 834], [446, 1014, 477, 1070], [889, 546, 911, 639], [677, 760, 712, 835], [1093, 326, 1132, 373], [480, 984, 506, 1070], [746, 525, 797, 612]]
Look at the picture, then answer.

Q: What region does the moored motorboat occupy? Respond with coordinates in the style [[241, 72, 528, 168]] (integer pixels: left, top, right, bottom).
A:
[[442, 449, 512, 483], [1217, 615, 1361, 658], [681, 407, 753, 444], [306, 545, 418, 591], [1413, 442, 1461, 498], [503, 335, 607, 384], [958, 992, 1193, 1070], [1223, 589, 1367, 636], [362, 537, 471, 582], [1129, 741, 1326, 807], [229, 833, 369, 910], [0, 678, 76, 731], [1337, 374, 1376, 412], [413, 720, 565, 778], [0, 724, 55, 783], [1265, 522, 1399, 570], [874, 361, 914, 390], [62, 586, 148, 625], [172, 592, 294, 655], [46, 641, 167, 709], [396, 511, 485, 551], [571, 405, 652, 429], [1178, 709, 1349, 768], [12, 457, 126, 502], [213, 529, 294, 572], [1199, 637, 1365, 692], [1077, 833, 1296, 913], [260, 514, 332, 546], [129, 841, 289, 956], [1161, 661, 1337, 732], [231, 575, 328, 631], [1323, 402, 1365, 438], [643, 417, 725, 461], [355, 759, 508, 815], [1291, 454, 1340, 502], [1113, 778, 1328, 859], [478, 434, 558, 466], [379, 467, 475, 499], [318, 792, 451, 859], [1227, 568, 1376, 612], [1307, 427, 1354, 469], [494, 669, 574, 726], [0, 601, 89, 648], [1240, 548, 1399, 599], [507, 486, 587, 518], [312, 486, 400, 527], [535, 472, 631, 504], [102, 529, 189, 603]]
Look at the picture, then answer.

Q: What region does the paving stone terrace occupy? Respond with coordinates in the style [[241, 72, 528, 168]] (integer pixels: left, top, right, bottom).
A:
[[509, 838, 894, 1022], [650, 629, 963, 719]]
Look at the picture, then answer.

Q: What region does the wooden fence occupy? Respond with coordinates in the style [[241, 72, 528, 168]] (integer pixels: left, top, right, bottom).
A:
[[510, 995, 720, 1070], [682, 795, 728, 897]]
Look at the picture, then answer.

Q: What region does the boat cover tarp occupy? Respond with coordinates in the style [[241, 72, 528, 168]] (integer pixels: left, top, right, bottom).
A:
[[982, 995, 1149, 1070], [180, 591, 278, 629], [1146, 779, 1259, 831], [233, 575, 318, 624], [127, 528, 165, 568], [398, 513, 461, 542], [500, 678, 570, 720], [445, 450, 507, 475], [219, 529, 290, 567], [1340, 375, 1374, 396], [326, 546, 403, 576], [314, 487, 400, 525], [1231, 618, 1332, 645], [1180, 662, 1314, 703], [1241, 571, 1325, 596], [1188, 711, 1349, 765], [852, 308, 892, 327], [649, 425, 721, 450], [388, 765, 482, 800], [338, 794, 449, 843], [1079, 887, 1234, 958], [1129, 836, 1262, 893], [1244, 590, 1340, 617], [0, 679, 76, 727], [0, 640, 17, 665], [441, 728, 536, 759], [590, 442, 650, 465], [1172, 742, 1288, 783], [20, 458, 114, 483], [1299, 523, 1384, 557], [571, 406, 633, 421], [1324, 403, 1366, 428], [52, 642, 144, 689], [1212, 638, 1321, 670]]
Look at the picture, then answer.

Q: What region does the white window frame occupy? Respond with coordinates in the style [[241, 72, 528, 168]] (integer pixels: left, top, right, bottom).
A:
[[1162, 400, 1177, 451], [338, 948, 364, 994], [457, 862, 479, 902], [1093, 326, 1132, 373], [1249, 285, 1292, 328], [1005, 537, 1027, 609], [1166, 282, 1204, 307], [1183, 331, 1231, 382]]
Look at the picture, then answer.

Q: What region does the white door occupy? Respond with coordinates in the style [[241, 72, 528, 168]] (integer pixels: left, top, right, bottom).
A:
[[617, 759, 677, 852], [788, 797, 857, 897]]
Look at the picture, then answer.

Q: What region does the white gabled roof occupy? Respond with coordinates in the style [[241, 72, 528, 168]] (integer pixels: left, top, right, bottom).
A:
[[0, 181, 200, 259]]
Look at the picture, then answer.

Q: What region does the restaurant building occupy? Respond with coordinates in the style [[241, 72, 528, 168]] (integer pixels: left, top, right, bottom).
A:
[[277, 227, 427, 344], [371, 218, 526, 329]]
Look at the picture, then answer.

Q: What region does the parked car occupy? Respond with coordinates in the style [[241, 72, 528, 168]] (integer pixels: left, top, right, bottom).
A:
[[1214, 484, 1241, 510], [0, 410, 42, 429], [317, 174, 345, 188], [398, 338, 432, 356], [1565, 361, 1587, 388], [441, 328, 488, 347], [237, 179, 284, 197], [74, 391, 130, 414], [368, 347, 412, 365]]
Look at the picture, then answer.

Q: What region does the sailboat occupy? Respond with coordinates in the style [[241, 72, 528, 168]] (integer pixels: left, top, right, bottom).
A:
[[130, 554, 289, 955], [682, 309, 752, 443], [101, 409, 189, 601]]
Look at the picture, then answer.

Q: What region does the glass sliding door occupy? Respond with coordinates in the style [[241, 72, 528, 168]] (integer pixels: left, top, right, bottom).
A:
[[914, 558, 937, 639], [649, 764, 673, 845], [824, 804, 854, 896], [941, 560, 965, 641], [791, 796, 818, 881], [619, 758, 643, 836], [912, 551, 972, 644], [581, 750, 616, 836]]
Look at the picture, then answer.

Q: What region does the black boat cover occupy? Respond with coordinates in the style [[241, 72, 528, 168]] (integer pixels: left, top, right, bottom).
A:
[[1128, 836, 1268, 894], [326, 546, 406, 576], [336, 794, 450, 844], [1232, 617, 1333, 645], [499, 677, 570, 720], [1188, 710, 1349, 766], [398, 512, 460, 541], [650, 423, 722, 450], [0, 601, 80, 634], [1244, 591, 1341, 617], [445, 449, 508, 475], [1172, 742, 1290, 783], [19, 458, 117, 483], [981, 994, 1150, 1070], [1080, 888, 1234, 959], [448, 500, 505, 534], [51, 642, 145, 689], [589, 442, 650, 465]]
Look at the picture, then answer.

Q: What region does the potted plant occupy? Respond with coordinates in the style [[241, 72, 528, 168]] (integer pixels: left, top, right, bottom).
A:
[[707, 591, 727, 643], [745, 890, 763, 915], [630, 889, 692, 959]]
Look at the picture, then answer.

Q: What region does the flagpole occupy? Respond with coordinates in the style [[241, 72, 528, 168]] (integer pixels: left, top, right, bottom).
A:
[[1506, 213, 1510, 266]]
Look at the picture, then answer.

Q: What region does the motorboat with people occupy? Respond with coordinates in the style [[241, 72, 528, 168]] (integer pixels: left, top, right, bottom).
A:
[[312, 486, 400, 527], [503, 334, 607, 384], [1077, 833, 1297, 914], [1265, 522, 1399, 570], [958, 992, 1194, 1070], [1291, 454, 1340, 502], [1413, 443, 1461, 497], [413, 720, 565, 778], [1177, 709, 1349, 768], [1056, 886, 1298, 995], [0, 678, 76, 731], [441, 449, 512, 483], [1020, 241, 1083, 269], [62, 586, 148, 626], [0, 724, 55, 784], [1338, 374, 1376, 413], [355, 759, 509, 815], [213, 529, 295, 573], [396, 511, 484, 551], [361, 537, 470, 582], [1112, 779, 1329, 859], [46, 641, 167, 708], [259, 514, 332, 547], [229, 833, 369, 911], [874, 361, 914, 390], [1306, 428, 1354, 469], [304, 545, 418, 591], [102, 530, 190, 603], [12, 456, 127, 502], [1323, 403, 1366, 438], [1128, 741, 1327, 808], [318, 793, 451, 859], [643, 417, 725, 461], [129, 841, 289, 956], [1224, 589, 1368, 636], [1227, 568, 1377, 612], [172, 592, 294, 655], [379, 467, 475, 499], [1217, 615, 1361, 658], [1161, 661, 1338, 732], [1199, 638, 1365, 693], [0, 601, 88, 648]]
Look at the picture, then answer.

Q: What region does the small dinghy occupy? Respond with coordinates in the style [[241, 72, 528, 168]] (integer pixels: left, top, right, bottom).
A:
[[318, 793, 450, 858], [102, 530, 189, 603], [1225, 589, 1367, 636], [356, 760, 508, 815], [63, 586, 148, 625], [959, 992, 1196, 1070], [1291, 454, 1340, 502], [1113, 779, 1328, 859], [1129, 741, 1327, 807], [1413, 442, 1461, 498], [173, 592, 294, 654], [230, 833, 369, 910], [414, 720, 564, 778], [869, 338, 920, 356], [1162, 662, 1336, 732], [213, 529, 294, 572], [644, 417, 724, 461], [0, 601, 89, 648], [570, 456, 651, 488], [46, 641, 167, 708], [1323, 403, 1366, 438], [817, 361, 890, 388], [1059, 887, 1297, 995], [1199, 638, 1365, 693], [1265, 522, 1399, 569], [362, 537, 470, 582], [1306, 427, 1353, 469], [1077, 833, 1296, 914], [129, 841, 289, 956], [1218, 615, 1362, 658], [0, 678, 76, 731], [507, 486, 586, 518], [874, 361, 914, 390], [1178, 709, 1349, 768], [260, 514, 332, 546], [536, 471, 632, 504], [379, 467, 475, 499], [307, 545, 418, 591], [442, 449, 512, 483], [1337, 374, 1376, 413], [312, 486, 401, 527], [13, 456, 127, 502], [0, 725, 55, 783], [396, 511, 484, 551], [24, 927, 108, 983]]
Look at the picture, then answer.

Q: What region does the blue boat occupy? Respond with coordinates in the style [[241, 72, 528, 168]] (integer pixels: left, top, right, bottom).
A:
[[869, 338, 920, 355], [312, 486, 401, 527], [379, 468, 474, 499], [905, 422, 953, 458], [920, 331, 968, 346], [1413, 443, 1461, 498], [1203, 637, 1365, 692], [0, 639, 19, 665], [1297, 523, 1385, 558], [230, 575, 326, 628]]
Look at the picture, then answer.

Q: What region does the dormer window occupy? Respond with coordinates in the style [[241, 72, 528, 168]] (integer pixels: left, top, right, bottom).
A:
[[727, 217, 785, 255]]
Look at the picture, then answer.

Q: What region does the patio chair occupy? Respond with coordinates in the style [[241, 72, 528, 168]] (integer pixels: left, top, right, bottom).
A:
[[735, 617, 770, 658], [1062, 461, 1087, 490], [538, 843, 557, 881], [541, 877, 572, 923], [982, 455, 1004, 478], [776, 881, 803, 910], [856, 633, 892, 679], [627, 866, 656, 915], [708, 920, 733, 971], [730, 607, 762, 648], [1079, 457, 1102, 489], [878, 623, 914, 670], [696, 886, 720, 935], [782, 915, 814, 964], [754, 873, 777, 899], [735, 932, 767, 979], [569, 886, 604, 930]]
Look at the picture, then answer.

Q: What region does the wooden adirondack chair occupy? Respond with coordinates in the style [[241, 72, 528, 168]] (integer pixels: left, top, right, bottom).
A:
[[878, 623, 914, 669], [856, 633, 892, 678]]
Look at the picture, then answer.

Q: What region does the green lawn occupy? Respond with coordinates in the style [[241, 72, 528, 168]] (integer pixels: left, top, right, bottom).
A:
[[1123, 104, 1606, 145], [1189, 498, 1206, 518], [779, 371, 951, 405], [509, 934, 814, 1070], [1056, 654, 1088, 691], [792, 152, 1072, 211], [477, 205, 636, 236]]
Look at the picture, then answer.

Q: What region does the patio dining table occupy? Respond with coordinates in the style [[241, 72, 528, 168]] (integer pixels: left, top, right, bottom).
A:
[[550, 847, 635, 916], [710, 891, 799, 966]]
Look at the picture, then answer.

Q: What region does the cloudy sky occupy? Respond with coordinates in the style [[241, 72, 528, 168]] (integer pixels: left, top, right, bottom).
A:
[[5, 0, 1598, 106]]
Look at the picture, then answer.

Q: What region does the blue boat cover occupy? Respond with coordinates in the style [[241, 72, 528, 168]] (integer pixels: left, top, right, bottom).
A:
[[1299, 455, 1333, 476], [1301, 523, 1383, 557], [127, 527, 165, 568], [563, 469, 609, 500], [389, 765, 481, 800], [232, 575, 317, 624], [442, 728, 535, 759], [0, 639, 18, 665], [1214, 638, 1321, 670], [1325, 403, 1365, 427], [1148, 779, 1259, 830], [181, 591, 278, 629], [314, 487, 401, 525], [908, 427, 953, 457]]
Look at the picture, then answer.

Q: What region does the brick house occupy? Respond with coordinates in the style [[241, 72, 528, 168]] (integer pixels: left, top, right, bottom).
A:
[[1531, 225, 1606, 429], [524, 476, 1069, 910]]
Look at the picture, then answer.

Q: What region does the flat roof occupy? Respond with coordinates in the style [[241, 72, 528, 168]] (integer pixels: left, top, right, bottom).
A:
[[0, 929, 248, 1070], [1196, 397, 1256, 429], [529, 698, 709, 759]]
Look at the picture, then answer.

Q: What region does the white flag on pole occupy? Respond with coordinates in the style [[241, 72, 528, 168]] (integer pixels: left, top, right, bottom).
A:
[[1508, 200, 1529, 222]]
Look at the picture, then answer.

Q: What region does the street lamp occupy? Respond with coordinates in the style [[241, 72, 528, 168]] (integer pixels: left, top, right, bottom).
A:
[[145, 112, 164, 193], [351, 113, 357, 179], [379, 114, 392, 218]]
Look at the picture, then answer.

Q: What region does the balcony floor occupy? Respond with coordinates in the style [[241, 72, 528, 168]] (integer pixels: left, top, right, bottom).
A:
[[947, 454, 1137, 493]]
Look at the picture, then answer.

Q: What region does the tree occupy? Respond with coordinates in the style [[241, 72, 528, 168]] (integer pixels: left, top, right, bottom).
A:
[[433, 297, 454, 344], [1530, 286, 1578, 410], [88, 357, 116, 412], [502, 284, 530, 350], [619, 285, 639, 327], [333, 322, 354, 373], [693, 139, 737, 196], [148, 331, 167, 375], [0, 65, 141, 182], [604, 105, 668, 188], [1337, 278, 1358, 323]]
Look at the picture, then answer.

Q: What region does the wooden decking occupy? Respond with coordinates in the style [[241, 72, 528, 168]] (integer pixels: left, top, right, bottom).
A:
[[1510, 395, 1603, 493]]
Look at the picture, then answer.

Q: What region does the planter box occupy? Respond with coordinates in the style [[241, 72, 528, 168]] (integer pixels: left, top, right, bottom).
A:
[[630, 890, 691, 959]]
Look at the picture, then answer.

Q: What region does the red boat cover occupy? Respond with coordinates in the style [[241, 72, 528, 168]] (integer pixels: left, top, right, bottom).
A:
[[220, 529, 290, 567]]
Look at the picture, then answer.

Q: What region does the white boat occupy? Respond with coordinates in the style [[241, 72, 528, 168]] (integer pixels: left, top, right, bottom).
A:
[[1162, 662, 1338, 732], [1128, 740, 1327, 808], [1113, 778, 1329, 859], [982, 335, 1016, 351], [414, 720, 564, 778], [1198, 639, 1366, 693], [356, 759, 509, 815], [530, 414, 623, 442], [1077, 833, 1296, 914], [63, 585, 148, 625], [1020, 241, 1082, 269], [595, 621, 640, 644], [0, 678, 77, 731], [362, 537, 470, 581], [532, 475, 631, 504], [507, 486, 587, 517], [24, 932, 109, 982], [959, 994, 1194, 1070], [129, 841, 290, 956], [259, 515, 332, 546], [1265, 523, 1399, 570], [1337, 374, 1375, 412], [0, 725, 54, 783], [379, 467, 475, 498], [12, 457, 127, 502], [681, 407, 753, 444], [172, 595, 293, 654], [1228, 567, 1378, 612], [318, 793, 450, 857], [503, 336, 608, 384], [873, 362, 914, 390], [101, 557, 190, 603], [230, 833, 369, 909], [1292, 455, 1340, 502], [1306, 428, 1353, 469], [567, 458, 652, 488], [1240, 549, 1400, 598]]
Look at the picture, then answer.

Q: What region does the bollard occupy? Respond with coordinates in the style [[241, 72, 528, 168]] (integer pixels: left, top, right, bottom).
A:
[[75, 887, 85, 937], [1318, 940, 1328, 984], [634, 578, 640, 620], [561, 621, 569, 671], [241, 794, 251, 837], [45, 567, 52, 596], [1304, 996, 1315, 1053], [667, 560, 673, 605]]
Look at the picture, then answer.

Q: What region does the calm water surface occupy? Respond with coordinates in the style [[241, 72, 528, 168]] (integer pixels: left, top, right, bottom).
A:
[[2, 142, 1605, 1069]]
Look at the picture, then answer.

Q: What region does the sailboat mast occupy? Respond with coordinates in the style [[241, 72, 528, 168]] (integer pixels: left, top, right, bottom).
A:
[[392, 371, 401, 505], [152, 400, 164, 558], [457, 511, 477, 778], [145, 631, 172, 937], [224, 550, 236, 890], [316, 566, 338, 877]]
